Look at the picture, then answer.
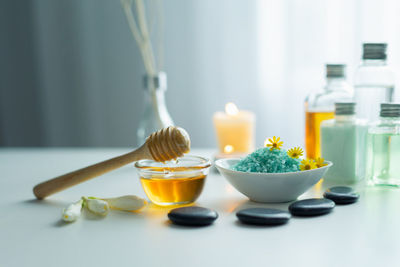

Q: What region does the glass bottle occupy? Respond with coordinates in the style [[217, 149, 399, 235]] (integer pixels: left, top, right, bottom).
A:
[[367, 103, 400, 186], [354, 43, 395, 122], [137, 72, 174, 145], [305, 64, 353, 159], [321, 102, 368, 184]]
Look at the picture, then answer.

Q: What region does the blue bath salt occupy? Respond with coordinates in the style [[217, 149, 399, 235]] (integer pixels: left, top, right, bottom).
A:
[[232, 147, 301, 173]]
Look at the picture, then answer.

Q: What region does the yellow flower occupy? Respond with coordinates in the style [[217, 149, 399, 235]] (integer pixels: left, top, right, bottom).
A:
[[265, 136, 284, 151], [287, 147, 304, 158], [300, 159, 317, 171], [315, 157, 328, 168]]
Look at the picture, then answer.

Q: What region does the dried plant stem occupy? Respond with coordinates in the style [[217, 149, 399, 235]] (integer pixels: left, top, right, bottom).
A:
[[121, 0, 163, 128], [135, 0, 157, 75]]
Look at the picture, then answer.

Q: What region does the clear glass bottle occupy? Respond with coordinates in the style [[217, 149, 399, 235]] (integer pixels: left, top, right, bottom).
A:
[[305, 64, 353, 159], [354, 43, 395, 122], [367, 103, 400, 186], [137, 72, 174, 145], [321, 103, 368, 184]]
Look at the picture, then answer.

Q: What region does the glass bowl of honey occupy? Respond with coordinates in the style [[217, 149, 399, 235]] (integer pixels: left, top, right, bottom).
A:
[[135, 155, 211, 206]]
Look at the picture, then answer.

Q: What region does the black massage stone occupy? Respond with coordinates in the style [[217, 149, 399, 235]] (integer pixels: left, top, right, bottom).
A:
[[236, 208, 291, 225], [168, 206, 218, 226], [324, 186, 360, 204], [289, 198, 335, 216]]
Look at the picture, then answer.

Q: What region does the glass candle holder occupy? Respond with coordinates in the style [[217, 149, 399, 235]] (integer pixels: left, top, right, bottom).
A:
[[135, 156, 211, 206]]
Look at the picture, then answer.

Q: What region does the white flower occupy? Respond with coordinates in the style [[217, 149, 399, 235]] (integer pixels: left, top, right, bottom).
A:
[[61, 195, 145, 222], [62, 199, 83, 222], [102, 195, 147, 212], [84, 197, 109, 216]]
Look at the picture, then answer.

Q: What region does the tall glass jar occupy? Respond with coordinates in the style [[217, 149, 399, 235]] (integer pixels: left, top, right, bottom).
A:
[[367, 103, 400, 186], [305, 64, 353, 159], [354, 43, 395, 122], [137, 72, 174, 145]]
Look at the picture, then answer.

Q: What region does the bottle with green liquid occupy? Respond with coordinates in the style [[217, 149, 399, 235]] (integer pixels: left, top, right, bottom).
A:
[[321, 102, 368, 184], [367, 103, 400, 186]]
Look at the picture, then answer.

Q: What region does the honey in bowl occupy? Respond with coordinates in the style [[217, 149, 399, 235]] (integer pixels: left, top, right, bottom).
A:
[[135, 156, 211, 206]]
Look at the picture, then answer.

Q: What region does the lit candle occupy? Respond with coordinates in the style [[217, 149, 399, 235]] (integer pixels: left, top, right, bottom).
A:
[[213, 103, 255, 155]]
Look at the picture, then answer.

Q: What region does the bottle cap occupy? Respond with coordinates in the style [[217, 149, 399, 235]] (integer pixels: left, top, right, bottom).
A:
[[326, 64, 345, 78], [363, 43, 387, 60], [380, 103, 400, 117], [144, 72, 167, 91], [335, 102, 355, 115]]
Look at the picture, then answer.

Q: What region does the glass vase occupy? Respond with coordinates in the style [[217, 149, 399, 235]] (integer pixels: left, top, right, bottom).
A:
[[137, 72, 174, 145]]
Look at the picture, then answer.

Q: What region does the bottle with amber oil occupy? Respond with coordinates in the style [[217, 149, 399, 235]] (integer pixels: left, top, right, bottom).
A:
[[367, 103, 400, 186], [305, 64, 353, 158]]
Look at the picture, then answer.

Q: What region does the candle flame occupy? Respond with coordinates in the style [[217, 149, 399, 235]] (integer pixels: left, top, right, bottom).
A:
[[225, 102, 239, 116], [224, 145, 234, 154]]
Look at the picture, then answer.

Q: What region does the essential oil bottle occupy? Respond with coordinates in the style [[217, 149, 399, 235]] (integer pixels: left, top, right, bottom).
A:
[[367, 103, 400, 186], [305, 64, 353, 159], [321, 102, 367, 184], [354, 43, 395, 122]]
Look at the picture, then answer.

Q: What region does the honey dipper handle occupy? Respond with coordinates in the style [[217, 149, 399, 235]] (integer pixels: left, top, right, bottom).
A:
[[33, 144, 152, 199]]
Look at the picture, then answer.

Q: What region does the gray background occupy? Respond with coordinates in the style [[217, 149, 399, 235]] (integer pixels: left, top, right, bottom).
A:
[[2, 0, 400, 148]]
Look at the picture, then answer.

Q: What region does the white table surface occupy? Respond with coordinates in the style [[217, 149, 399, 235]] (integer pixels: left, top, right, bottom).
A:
[[1, 148, 399, 267]]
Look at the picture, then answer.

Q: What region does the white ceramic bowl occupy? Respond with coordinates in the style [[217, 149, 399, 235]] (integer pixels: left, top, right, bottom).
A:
[[215, 158, 333, 203]]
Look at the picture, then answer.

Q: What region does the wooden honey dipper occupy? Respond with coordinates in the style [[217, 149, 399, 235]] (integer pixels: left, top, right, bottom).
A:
[[33, 126, 191, 199]]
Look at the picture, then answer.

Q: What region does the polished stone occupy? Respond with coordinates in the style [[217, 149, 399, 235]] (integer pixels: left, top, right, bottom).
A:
[[324, 186, 360, 204], [289, 198, 335, 216], [168, 206, 218, 226], [236, 208, 291, 225]]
